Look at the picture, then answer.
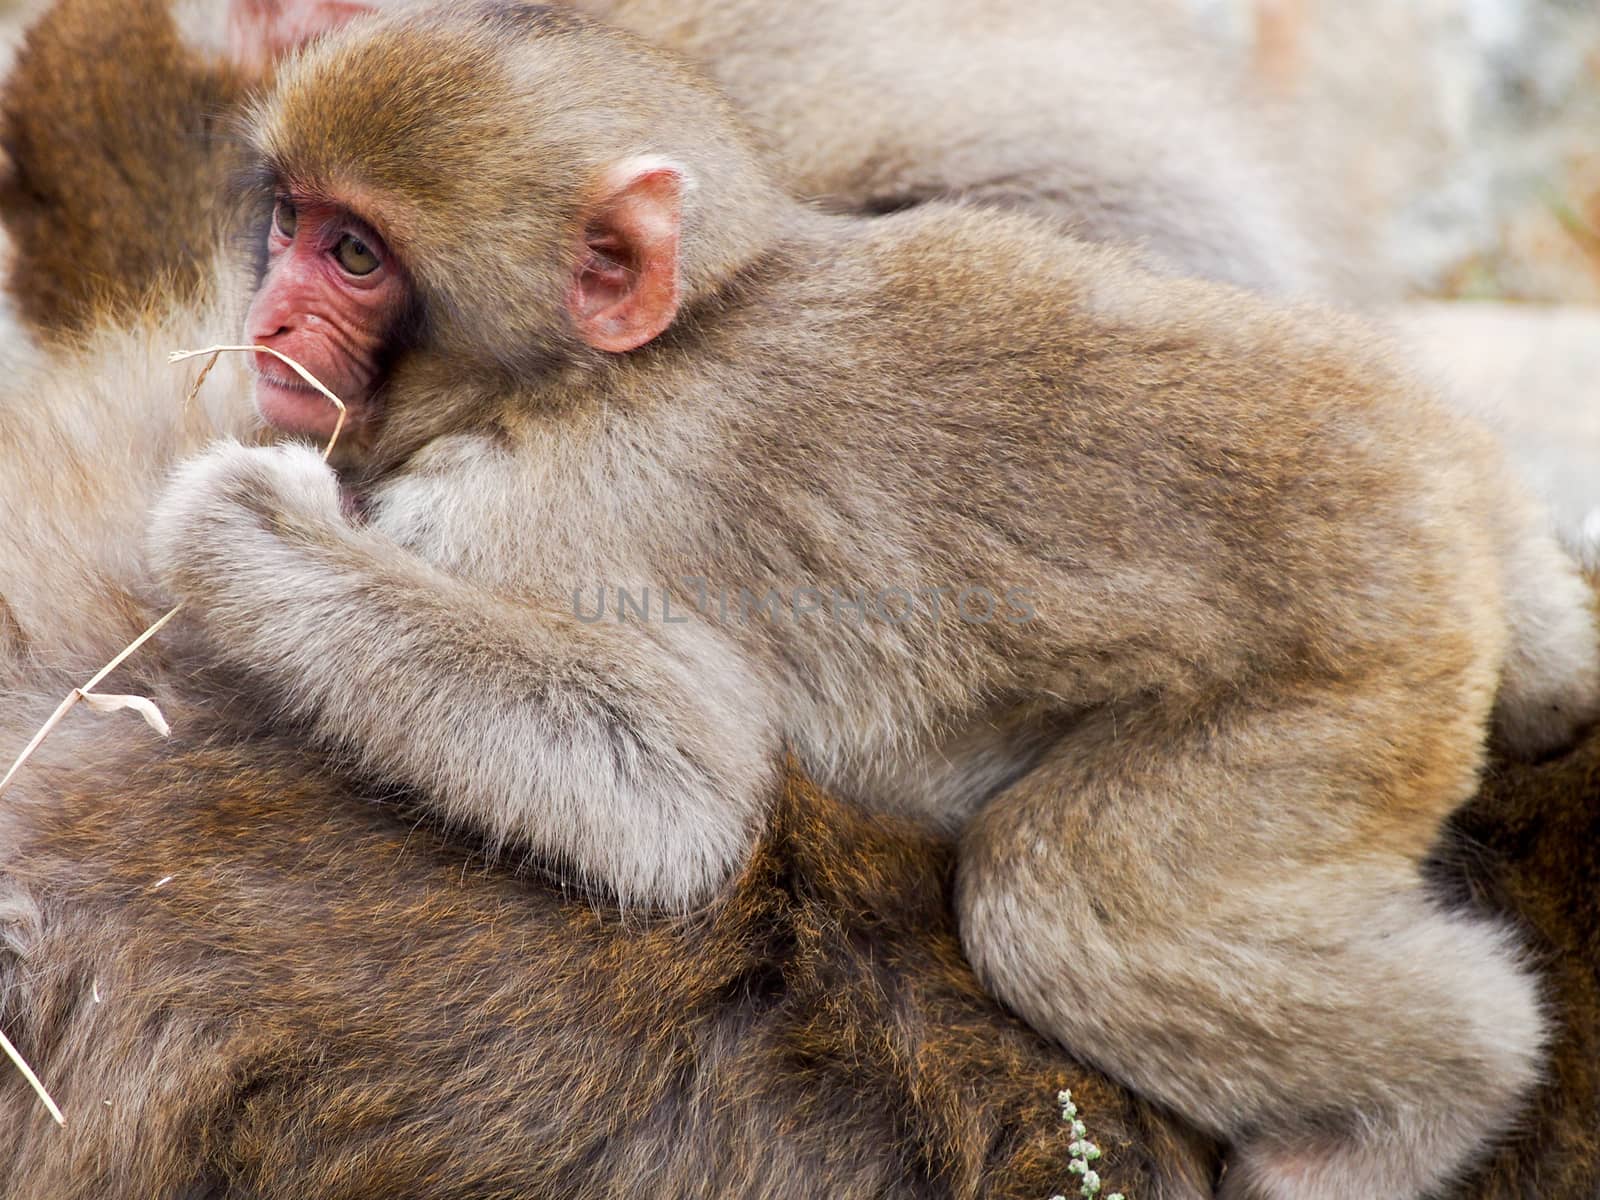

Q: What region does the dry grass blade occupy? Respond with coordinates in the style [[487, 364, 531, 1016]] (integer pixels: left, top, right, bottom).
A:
[[0, 1024, 66, 1126], [77, 691, 171, 734], [0, 606, 178, 797]]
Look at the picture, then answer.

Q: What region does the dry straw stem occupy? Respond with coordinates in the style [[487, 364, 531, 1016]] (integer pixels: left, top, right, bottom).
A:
[[0, 347, 343, 1125], [0, 605, 179, 796]]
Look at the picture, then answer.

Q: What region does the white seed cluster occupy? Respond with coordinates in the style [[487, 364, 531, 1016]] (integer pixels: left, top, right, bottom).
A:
[[1047, 1089, 1124, 1200]]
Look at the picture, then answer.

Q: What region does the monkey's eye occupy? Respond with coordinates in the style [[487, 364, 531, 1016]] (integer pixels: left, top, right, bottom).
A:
[[273, 198, 298, 238], [335, 234, 381, 277]]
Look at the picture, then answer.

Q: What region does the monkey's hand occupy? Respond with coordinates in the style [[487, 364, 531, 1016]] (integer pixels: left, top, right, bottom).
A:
[[147, 439, 773, 910], [148, 441, 346, 603]]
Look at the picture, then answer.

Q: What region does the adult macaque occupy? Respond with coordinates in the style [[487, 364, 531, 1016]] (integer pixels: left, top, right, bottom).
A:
[[0, 699, 1212, 1198], [0, 0, 1337, 338], [0, 275, 257, 689], [138, 9, 1598, 1199]]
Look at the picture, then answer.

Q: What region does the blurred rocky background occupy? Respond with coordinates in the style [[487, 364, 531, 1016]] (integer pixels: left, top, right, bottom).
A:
[[1182, 0, 1600, 303], [0, 1, 35, 70]]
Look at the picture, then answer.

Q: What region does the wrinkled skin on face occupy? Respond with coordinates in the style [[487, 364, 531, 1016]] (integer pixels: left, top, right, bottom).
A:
[[246, 195, 409, 445], [233, 0, 406, 449]]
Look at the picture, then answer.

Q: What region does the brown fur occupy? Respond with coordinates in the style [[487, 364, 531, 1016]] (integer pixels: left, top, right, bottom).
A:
[[0, 0, 250, 335], [130, 11, 1599, 1197], [1438, 722, 1600, 1198], [2, 684, 1600, 1197], [0, 4, 1593, 1196], [0, 709, 1213, 1200]]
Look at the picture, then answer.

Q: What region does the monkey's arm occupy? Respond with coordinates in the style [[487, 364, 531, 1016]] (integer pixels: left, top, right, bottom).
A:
[[147, 441, 774, 908]]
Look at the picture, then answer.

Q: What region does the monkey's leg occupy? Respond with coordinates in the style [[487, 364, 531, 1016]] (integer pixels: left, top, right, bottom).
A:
[[956, 703, 1546, 1200]]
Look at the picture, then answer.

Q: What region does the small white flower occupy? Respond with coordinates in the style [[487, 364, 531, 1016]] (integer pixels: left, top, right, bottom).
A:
[[1047, 1088, 1122, 1199]]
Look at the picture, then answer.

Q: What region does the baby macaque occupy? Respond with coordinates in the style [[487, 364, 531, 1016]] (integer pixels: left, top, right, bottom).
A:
[[145, 7, 1598, 1198]]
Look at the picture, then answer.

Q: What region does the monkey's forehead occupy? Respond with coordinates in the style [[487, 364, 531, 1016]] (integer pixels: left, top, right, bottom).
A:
[[249, 9, 628, 232], [253, 19, 516, 201]]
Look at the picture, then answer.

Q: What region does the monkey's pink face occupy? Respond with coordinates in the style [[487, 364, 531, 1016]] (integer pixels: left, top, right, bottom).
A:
[[246, 196, 409, 445]]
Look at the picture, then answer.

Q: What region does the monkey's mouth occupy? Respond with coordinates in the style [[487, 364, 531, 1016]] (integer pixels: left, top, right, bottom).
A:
[[253, 365, 366, 449]]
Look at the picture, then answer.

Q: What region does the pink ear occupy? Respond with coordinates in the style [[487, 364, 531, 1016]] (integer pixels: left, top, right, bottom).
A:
[[569, 161, 684, 354]]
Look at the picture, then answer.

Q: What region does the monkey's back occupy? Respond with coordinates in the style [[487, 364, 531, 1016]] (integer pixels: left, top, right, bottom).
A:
[[574, 0, 1345, 296], [679, 205, 1512, 707], [560, 203, 1521, 839], [0, 708, 1210, 1199]]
